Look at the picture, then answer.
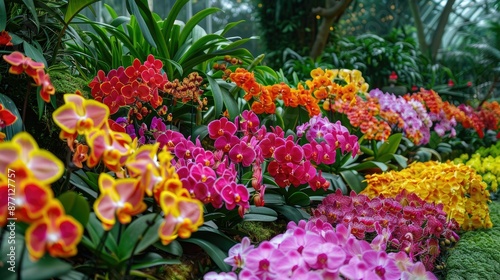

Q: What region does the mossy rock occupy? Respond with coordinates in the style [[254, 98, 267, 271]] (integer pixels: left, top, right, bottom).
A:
[[444, 200, 500, 279]]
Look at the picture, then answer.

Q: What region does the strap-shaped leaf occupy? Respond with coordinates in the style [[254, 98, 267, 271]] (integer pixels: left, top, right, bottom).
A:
[[178, 7, 221, 48]]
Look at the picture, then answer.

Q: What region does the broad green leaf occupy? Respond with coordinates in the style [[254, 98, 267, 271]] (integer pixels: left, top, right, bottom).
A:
[[217, 20, 244, 36], [191, 226, 237, 252], [0, 0, 5, 31], [270, 205, 308, 223], [221, 86, 240, 121], [126, 0, 156, 48], [131, 252, 180, 270], [0, 234, 71, 280], [178, 8, 221, 48], [243, 206, 278, 222], [392, 154, 408, 168], [377, 133, 402, 157], [22, 0, 39, 28], [153, 240, 183, 257], [65, 0, 99, 23], [263, 193, 285, 205], [182, 238, 231, 272], [117, 213, 162, 261], [207, 75, 223, 120], [85, 213, 119, 254], [23, 41, 47, 66], [287, 191, 310, 207], [344, 161, 388, 172], [58, 191, 90, 227], [340, 170, 365, 193], [163, 0, 190, 50], [192, 124, 208, 141]]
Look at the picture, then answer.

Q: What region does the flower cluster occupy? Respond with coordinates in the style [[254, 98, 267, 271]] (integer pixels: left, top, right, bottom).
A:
[[0, 132, 82, 260], [205, 219, 436, 280], [89, 55, 168, 115], [363, 161, 493, 230], [164, 72, 205, 109], [454, 142, 500, 195], [312, 189, 460, 270], [404, 89, 458, 138], [53, 93, 203, 244], [370, 89, 432, 144], [3, 51, 55, 102]]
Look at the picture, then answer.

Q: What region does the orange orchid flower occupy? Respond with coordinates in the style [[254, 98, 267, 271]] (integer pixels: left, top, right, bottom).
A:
[[33, 69, 56, 102], [0, 132, 64, 184], [94, 173, 147, 230], [25, 199, 83, 261], [72, 143, 89, 169], [158, 189, 204, 245], [2, 51, 45, 77], [0, 103, 17, 128], [87, 123, 135, 172], [53, 93, 109, 136]]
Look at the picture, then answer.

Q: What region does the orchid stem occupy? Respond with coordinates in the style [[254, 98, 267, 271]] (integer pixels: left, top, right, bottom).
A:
[[22, 83, 31, 129]]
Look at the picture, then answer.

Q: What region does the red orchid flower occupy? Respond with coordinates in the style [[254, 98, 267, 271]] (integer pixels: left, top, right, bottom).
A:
[[0, 30, 13, 46], [0, 103, 17, 128], [25, 200, 83, 260]]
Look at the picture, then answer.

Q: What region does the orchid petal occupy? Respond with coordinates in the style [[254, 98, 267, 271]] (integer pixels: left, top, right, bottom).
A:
[[28, 150, 64, 184]]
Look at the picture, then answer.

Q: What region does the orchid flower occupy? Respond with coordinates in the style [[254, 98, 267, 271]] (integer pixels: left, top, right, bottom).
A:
[[25, 200, 83, 261], [94, 173, 147, 230]]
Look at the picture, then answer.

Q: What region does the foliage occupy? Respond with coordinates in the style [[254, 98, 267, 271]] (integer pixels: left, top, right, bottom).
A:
[[363, 161, 493, 230], [444, 200, 500, 279], [68, 0, 255, 81], [251, 0, 323, 69]]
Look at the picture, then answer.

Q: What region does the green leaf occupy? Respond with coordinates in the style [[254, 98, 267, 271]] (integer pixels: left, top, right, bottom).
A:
[[263, 193, 285, 205], [153, 240, 183, 257], [182, 238, 231, 272], [377, 133, 402, 157], [0, 0, 6, 31], [191, 226, 237, 252], [0, 234, 71, 280], [65, 0, 99, 23], [23, 41, 48, 66], [243, 206, 278, 222], [207, 75, 223, 120], [344, 161, 388, 172], [269, 205, 308, 223], [178, 7, 221, 48], [58, 191, 90, 227], [85, 213, 119, 254], [392, 154, 408, 168], [117, 213, 162, 261], [221, 86, 240, 120], [126, 0, 156, 48], [340, 170, 366, 193], [287, 191, 310, 207], [21, 0, 39, 28], [131, 252, 180, 270]]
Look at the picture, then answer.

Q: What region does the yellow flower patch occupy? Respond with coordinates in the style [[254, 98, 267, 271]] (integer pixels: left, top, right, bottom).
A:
[[362, 161, 492, 230]]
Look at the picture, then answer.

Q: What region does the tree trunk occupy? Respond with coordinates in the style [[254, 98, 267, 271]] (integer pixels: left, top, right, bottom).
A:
[[309, 0, 353, 60]]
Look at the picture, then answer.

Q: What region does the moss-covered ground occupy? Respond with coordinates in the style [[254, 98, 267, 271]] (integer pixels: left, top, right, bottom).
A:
[[444, 199, 500, 280]]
